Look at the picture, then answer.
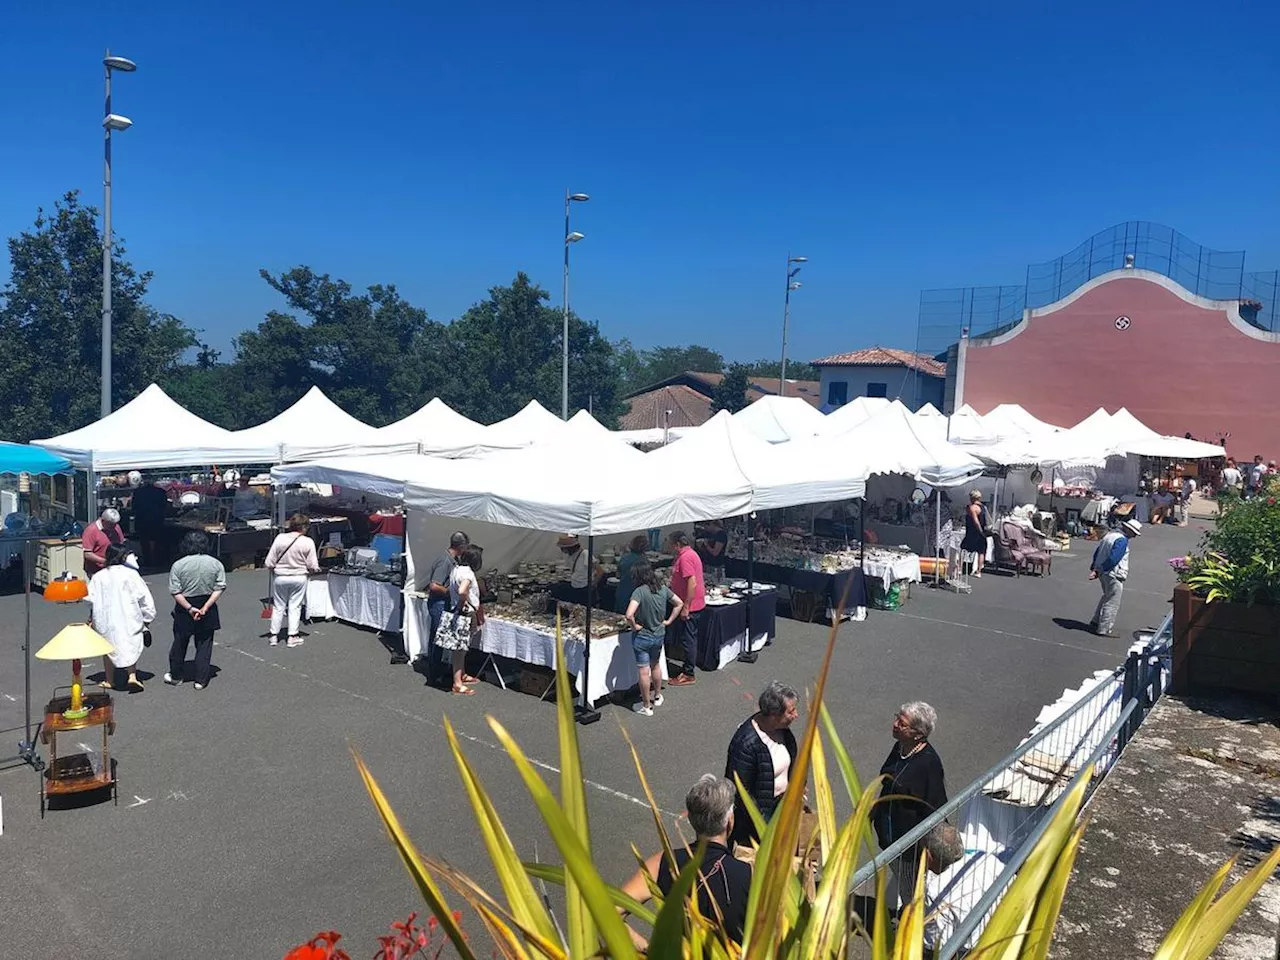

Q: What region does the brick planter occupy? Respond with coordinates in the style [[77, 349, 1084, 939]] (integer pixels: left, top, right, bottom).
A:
[[1171, 584, 1280, 696]]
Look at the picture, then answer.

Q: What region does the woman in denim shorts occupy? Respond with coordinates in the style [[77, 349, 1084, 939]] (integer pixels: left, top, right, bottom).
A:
[[625, 560, 683, 716]]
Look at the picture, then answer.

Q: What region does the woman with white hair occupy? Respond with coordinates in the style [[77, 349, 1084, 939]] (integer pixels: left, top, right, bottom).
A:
[[873, 701, 947, 912], [619, 774, 752, 946]]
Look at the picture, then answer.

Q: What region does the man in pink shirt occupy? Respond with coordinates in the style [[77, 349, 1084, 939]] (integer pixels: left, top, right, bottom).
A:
[[82, 508, 126, 576], [667, 530, 706, 685]]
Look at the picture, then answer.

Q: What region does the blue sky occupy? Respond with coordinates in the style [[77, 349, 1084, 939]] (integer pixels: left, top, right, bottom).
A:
[[3, 1, 1278, 366]]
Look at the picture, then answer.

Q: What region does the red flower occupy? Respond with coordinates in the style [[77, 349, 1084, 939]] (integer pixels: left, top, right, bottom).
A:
[[1269, 496, 1277, 506], [284, 932, 350, 960]]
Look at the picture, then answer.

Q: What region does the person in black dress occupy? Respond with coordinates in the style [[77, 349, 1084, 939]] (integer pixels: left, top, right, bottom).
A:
[[873, 701, 947, 915], [619, 774, 752, 947], [960, 489, 990, 577]]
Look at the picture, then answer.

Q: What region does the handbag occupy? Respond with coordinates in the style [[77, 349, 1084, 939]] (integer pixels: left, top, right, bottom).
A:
[[981, 508, 996, 537], [438, 608, 474, 647]]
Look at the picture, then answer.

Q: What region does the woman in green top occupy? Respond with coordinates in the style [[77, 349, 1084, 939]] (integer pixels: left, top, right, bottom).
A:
[[614, 535, 649, 613], [625, 560, 683, 717]]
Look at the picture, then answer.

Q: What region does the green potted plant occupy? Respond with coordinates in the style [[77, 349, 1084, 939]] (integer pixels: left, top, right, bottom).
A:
[[1172, 476, 1280, 695]]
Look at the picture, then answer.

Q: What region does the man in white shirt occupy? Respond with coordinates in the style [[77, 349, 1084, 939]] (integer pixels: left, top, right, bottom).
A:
[[1221, 459, 1242, 493], [1248, 455, 1266, 497], [556, 534, 602, 604], [1180, 475, 1197, 525]]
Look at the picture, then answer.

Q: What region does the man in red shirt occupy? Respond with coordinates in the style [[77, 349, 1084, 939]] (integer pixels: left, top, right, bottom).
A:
[[667, 530, 706, 686], [82, 508, 126, 576]]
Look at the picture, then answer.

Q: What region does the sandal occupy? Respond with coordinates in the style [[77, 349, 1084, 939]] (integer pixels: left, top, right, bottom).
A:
[[127, 677, 145, 691], [451, 686, 476, 696], [461, 674, 480, 684], [100, 680, 114, 690]]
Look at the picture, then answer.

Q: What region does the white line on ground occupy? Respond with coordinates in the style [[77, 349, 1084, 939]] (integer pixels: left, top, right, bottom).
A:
[[215, 642, 680, 818], [890, 610, 1118, 657]]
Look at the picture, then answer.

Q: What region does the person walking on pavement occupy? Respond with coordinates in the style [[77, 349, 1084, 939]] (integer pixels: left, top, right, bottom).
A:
[[667, 530, 706, 686], [724, 681, 800, 848], [1089, 518, 1141, 638], [423, 530, 469, 684], [165, 531, 226, 690], [265, 514, 321, 647]]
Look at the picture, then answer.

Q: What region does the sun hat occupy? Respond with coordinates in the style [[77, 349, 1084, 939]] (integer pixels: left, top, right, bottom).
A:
[[1121, 519, 1142, 537], [556, 534, 580, 548]]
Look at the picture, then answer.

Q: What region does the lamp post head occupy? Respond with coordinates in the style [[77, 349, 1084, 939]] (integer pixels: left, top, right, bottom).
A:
[[569, 193, 590, 202], [788, 255, 808, 263], [789, 281, 802, 291], [566, 231, 585, 244], [104, 55, 137, 72], [103, 114, 133, 131]]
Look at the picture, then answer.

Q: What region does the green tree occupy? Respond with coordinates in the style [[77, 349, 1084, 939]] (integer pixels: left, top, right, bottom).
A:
[[619, 344, 725, 393], [448, 273, 624, 426], [710, 362, 751, 413], [740, 359, 821, 382], [0, 192, 196, 440]]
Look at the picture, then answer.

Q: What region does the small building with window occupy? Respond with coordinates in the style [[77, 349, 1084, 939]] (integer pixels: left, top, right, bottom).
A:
[[811, 347, 945, 412]]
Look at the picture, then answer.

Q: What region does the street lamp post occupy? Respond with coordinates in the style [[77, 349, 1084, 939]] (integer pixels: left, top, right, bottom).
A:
[[778, 254, 807, 397], [562, 191, 589, 420], [102, 51, 137, 418]]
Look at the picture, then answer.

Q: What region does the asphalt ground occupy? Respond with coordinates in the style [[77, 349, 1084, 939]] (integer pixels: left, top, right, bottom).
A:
[[0, 520, 1201, 958]]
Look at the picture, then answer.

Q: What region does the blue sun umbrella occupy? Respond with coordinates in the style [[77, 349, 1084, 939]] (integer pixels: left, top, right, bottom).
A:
[[0, 442, 73, 476]]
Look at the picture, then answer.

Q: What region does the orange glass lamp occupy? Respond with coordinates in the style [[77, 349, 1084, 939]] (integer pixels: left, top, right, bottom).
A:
[[35, 624, 114, 720], [43, 573, 88, 604]]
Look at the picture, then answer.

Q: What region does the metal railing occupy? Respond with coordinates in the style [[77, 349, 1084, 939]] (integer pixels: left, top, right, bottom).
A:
[[849, 612, 1173, 954]]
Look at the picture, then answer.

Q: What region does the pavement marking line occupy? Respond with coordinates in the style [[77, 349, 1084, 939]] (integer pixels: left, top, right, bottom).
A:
[[890, 611, 1118, 658], [216, 642, 681, 819]]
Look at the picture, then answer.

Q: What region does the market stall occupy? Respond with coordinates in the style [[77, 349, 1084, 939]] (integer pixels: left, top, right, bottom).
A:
[[228, 386, 416, 463]]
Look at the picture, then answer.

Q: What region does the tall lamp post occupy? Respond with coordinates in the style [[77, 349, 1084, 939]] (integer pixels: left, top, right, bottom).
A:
[[777, 254, 807, 397], [102, 51, 137, 418], [562, 190, 589, 420]]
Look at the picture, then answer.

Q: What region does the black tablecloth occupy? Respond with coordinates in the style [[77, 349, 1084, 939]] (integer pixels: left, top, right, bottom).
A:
[[308, 517, 354, 548], [723, 558, 867, 615], [664, 592, 777, 672]]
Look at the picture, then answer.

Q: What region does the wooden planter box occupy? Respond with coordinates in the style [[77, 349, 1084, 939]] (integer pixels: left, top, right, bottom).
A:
[[1171, 584, 1280, 696]]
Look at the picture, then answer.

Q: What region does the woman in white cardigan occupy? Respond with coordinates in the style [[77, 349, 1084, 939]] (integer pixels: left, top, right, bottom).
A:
[[88, 543, 156, 690], [265, 514, 321, 647]]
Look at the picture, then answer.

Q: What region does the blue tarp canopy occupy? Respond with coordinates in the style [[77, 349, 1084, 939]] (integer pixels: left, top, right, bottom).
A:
[[0, 442, 73, 475]]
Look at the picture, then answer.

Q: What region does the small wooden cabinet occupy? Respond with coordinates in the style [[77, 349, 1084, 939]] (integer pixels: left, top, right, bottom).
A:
[[32, 538, 84, 589], [40, 691, 117, 816]]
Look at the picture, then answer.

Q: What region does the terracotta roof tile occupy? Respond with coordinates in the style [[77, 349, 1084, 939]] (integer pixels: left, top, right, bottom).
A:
[[619, 385, 711, 430], [810, 347, 945, 377]]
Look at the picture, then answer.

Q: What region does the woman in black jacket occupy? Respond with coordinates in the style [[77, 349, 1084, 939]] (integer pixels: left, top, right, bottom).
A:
[[724, 681, 800, 848], [873, 701, 947, 912]]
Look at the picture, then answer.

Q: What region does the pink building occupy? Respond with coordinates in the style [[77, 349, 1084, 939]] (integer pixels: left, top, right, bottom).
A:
[[953, 269, 1280, 460]]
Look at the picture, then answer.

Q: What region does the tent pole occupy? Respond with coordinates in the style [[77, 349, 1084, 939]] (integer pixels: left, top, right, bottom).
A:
[[3, 538, 44, 771], [859, 498, 866, 612], [935, 491, 941, 586], [575, 534, 601, 725], [738, 511, 759, 663]]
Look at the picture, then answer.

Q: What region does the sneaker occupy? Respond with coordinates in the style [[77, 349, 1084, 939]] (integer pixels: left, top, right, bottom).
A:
[[193, 682, 205, 691], [669, 673, 697, 686], [652, 694, 665, 707], [269, 637, 280, 646], [286, 636, 304, 648], [632, 703, 654, 716], [163, 673, 181, 686]]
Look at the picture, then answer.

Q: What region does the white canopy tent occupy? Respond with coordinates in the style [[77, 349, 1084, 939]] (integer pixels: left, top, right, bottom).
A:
[[816, 402, 985, 487], [981, 403, 1064, 437], [483, 400, 567, 447], [376, 398, 519, 457], [1105, 408, 1225, 459], [230, 386, 410, 462], [915, 403, 944, 418], [648, 411, 868, 509], [815, 396, 892, 435], [271, 453, 432, 500], [731, 396, 825, 444], [33, 383, 273, 470]]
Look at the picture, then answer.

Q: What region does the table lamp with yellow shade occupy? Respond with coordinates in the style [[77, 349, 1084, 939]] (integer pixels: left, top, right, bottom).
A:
[[36, 624, 114, 720]]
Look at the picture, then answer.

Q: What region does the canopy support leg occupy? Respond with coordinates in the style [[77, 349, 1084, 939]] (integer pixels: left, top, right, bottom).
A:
[[574, 534, 601, 725], [738, 512, 760, 663]]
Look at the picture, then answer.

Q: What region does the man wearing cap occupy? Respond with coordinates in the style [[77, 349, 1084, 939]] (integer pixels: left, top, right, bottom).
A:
[[556, 534, 603, 606], [82, 508, 127, 577], [1088, 518, 1141, 638], [421, 531, 469, 680]]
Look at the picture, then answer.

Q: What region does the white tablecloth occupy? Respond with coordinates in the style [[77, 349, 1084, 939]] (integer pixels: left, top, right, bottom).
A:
[[479, 616, 668, 706], [403, 593, 431, 659], [861, 553, 923, 591], [326, 573, 403, 632], [304, 578, 335, 621]]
